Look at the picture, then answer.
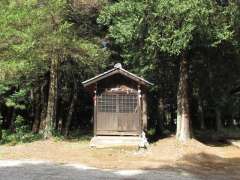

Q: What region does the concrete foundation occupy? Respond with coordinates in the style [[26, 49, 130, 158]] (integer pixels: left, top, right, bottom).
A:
[[90, 136, 148, 148]]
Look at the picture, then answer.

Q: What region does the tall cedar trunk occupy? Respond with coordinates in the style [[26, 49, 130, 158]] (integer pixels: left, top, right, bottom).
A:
[[0, 117, 2, 140], [197, 93, 205, 129], [0, 126, 2, 140], [32, 87, 41, 133], [57, 98, 63, 133], [215, 107, 222, 131], [176, 54, 192, 142], [64, 85, 77, 137], [39, 80, 48, 131], [176, 106, 181, 138], [170, 105, 175, 131], [157, 98, 165, 132], [0, 105, 2, 140], [199, 101, 205, 130], [58, 116, 63, 133], [43, 55, 59, 139]]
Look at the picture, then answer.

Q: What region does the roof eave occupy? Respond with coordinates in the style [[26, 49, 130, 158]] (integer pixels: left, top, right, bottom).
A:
[[82, 67, 153, 87]]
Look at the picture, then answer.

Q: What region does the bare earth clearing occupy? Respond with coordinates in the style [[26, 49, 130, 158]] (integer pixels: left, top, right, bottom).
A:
[[0, 137, 240, 179]]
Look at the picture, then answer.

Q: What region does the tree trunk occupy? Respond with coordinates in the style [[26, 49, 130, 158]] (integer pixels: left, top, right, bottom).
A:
[[176, 54, 192, 142], [43, 55, 59, 139], [58, 116, 63, 133], [39, 80, 48, 131], [6, 108, 12, 129], [10, 108, 16, 133], [56, 97, 63, 133], [197, 95, 205, 130], [215, 107, 222, 131], [199, 103, 205, 130], [176, 109, 182, 138], [0, 127, 2, 141], [157, 97, 165, 133], [0, 116, 2, 141], [32, 87, 41, 133], [64, 85, 77, 137]]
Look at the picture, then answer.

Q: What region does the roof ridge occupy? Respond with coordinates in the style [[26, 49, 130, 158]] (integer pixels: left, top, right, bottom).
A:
[[82, 66, 153, 87]]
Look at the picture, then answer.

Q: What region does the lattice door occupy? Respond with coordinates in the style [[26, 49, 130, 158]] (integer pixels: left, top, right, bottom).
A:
[[96, 93, 139, 135]]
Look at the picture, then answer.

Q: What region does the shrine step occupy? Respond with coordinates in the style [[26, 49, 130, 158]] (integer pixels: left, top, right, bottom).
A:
[[90, 136, 147, 148]]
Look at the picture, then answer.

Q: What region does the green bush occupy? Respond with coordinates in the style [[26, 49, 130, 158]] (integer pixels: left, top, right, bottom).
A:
[[0, 115, 42, 145], [147, 128, 156, 137]]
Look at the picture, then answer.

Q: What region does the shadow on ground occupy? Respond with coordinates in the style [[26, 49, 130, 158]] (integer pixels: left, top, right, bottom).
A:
[[196, 138, 232, 147], [143, 153, 240, 180], [194, 129, 240, 147]]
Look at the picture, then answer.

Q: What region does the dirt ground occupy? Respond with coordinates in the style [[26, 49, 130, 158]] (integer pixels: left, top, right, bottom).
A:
[[0, 136, 240, 176]]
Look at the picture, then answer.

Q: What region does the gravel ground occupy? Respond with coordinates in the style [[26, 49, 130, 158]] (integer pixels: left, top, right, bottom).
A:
[[0, 160, 237, 180], [2, 137, 240, 170]]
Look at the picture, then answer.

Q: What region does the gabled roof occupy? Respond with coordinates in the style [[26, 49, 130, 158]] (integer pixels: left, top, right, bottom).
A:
[[82, 63, 153, 87]]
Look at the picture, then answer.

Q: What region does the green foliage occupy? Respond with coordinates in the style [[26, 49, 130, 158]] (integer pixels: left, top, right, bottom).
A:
[[99, 0, 235, 57], [5, 89, 28, 110], [0, 115, 42, 145], [15, 115, 27, 132], [0, 0, 109, 83], [0, 130, 42, 145], [0, 0, 47, 80], [147, 128, 156, 137], [0, 84, 9, 95]]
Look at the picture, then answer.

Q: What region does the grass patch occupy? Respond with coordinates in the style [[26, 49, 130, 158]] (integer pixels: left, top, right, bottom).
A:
[[0, 130, 43, 146], [0, 128, 92, 146], [66, 129, 92, 142], [48, 129, 92, 144]]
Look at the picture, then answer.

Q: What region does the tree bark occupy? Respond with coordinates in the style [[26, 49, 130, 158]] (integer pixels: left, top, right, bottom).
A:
[[176, 54, 192, 142], [10, 108, 16, 133], [197, 93, 205, 130], [0, 116, 2, 141], [39, 80, 48, 131], [56, 97, 63, 133], [176, 108, 182, 138], [157, 97, 165, 133], [0, 127, 2, 141], [43, 55, 59, 139], [6, 108, 12, 129], [32, 87, 41, 133], [215, 107, 222, 131], [64, 84, 78, 137], [58, 116, 63, 133]]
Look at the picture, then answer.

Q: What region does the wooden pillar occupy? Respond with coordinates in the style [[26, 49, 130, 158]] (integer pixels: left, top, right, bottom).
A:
[[138, 85, 142, 135], [142, 94, 148, 131], [93, 84, 97, 136]]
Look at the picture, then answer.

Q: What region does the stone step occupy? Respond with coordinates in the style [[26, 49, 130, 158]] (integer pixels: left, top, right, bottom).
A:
[[90, 136, 146, 148], [228, 140, 240, 148]]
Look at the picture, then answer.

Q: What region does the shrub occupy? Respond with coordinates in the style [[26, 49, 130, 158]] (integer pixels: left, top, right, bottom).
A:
[[0, 115, 42, 145], [147, 128, 156, 137]]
